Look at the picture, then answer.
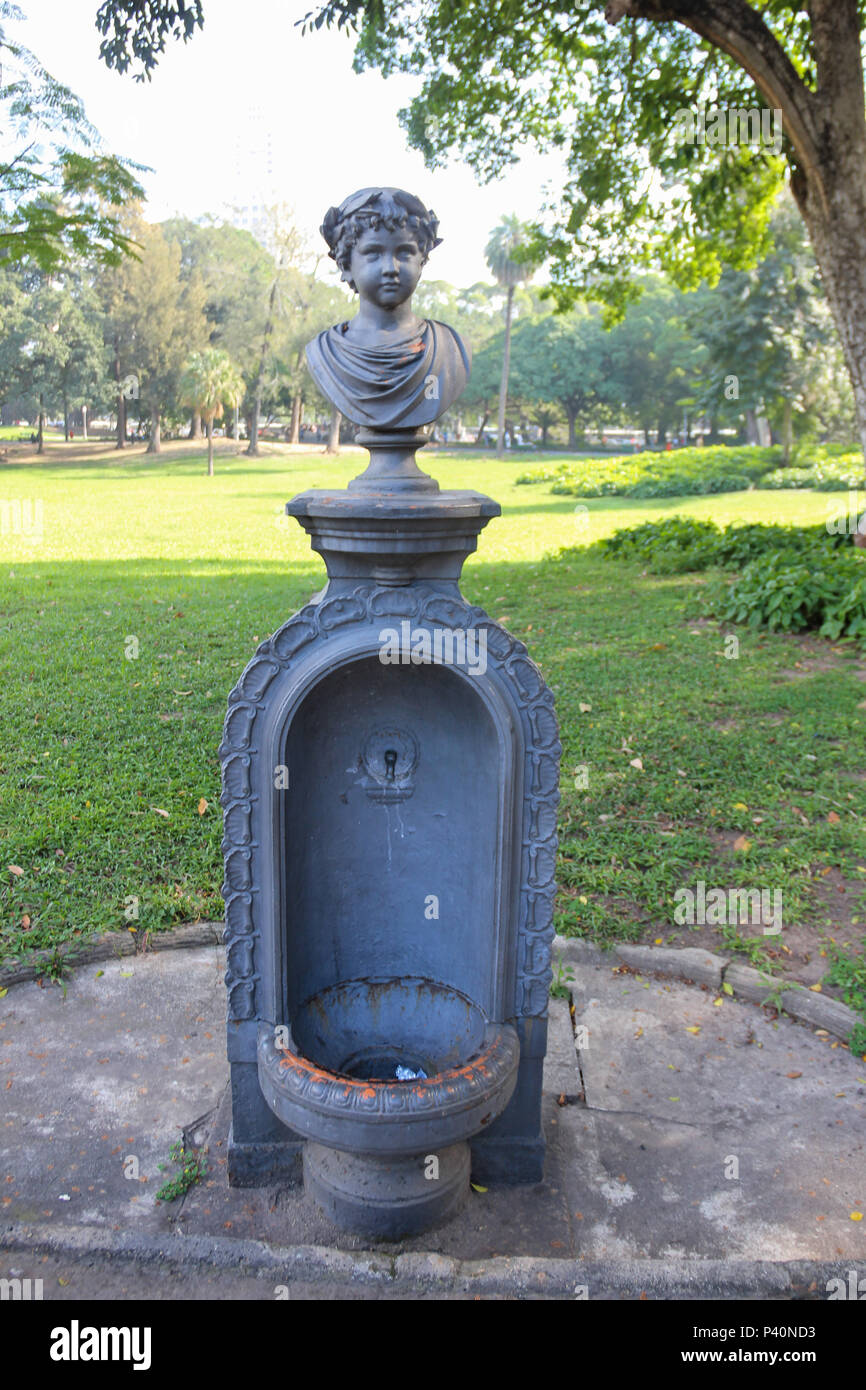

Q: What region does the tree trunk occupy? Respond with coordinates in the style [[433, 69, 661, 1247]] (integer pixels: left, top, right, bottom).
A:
[[81, 403, 88, 440], [115, 391, 126, 449], [146, 406, 161, 454], [63, 391, 69, 442], [793, 175, 866, 468], [541, 422, 549, 447], [289, 392, 302, 444], [781, 398, 793, 463], [325, 408, 342, 455], [37, 395, 44, 455], [474, 410, 489, 444], [247, 396, 261, 457], [247, 278, 279, 458], [566, 405, 577, 450], [190, 411, 202, 440], [207, 417, 215, 477], [744, 408, 760, 445], [497, 284, 515, 459]]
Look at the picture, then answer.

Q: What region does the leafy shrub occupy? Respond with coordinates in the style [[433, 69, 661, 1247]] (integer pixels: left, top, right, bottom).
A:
[[518, 443, 864, 500], [587, 517, 847, 575], [517, 445, 780, 497], [710, 550, 866, 641], [761, 452, 864, 492], [590, 517, 723, 573]]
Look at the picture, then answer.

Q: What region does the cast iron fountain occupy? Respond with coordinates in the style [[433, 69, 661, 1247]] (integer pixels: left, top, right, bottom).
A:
[[220, 188, 561, 1238]]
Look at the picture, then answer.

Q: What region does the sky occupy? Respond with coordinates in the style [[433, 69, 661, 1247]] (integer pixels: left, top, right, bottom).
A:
[[14, 0, 567, 289]]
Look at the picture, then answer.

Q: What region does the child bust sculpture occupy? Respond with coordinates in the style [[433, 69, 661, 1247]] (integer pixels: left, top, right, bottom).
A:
[[306, 187, 471, 431]]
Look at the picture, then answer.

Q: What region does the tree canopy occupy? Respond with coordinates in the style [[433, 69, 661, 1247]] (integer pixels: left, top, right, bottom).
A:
[[0, 2, 145, 271]]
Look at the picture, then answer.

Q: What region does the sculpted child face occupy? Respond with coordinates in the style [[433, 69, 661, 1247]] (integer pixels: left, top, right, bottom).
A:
[[348, 224, 426, 312]]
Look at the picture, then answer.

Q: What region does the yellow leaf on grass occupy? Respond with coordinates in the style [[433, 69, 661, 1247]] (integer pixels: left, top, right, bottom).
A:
[[151, 807, 169, 818], [733, 802, 748, 811], [198, 797, 208, 816], [733, 835, 751, 852]]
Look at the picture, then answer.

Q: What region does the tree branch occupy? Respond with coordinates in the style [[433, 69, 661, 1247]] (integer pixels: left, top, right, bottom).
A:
[[605, 0, 824, 199]]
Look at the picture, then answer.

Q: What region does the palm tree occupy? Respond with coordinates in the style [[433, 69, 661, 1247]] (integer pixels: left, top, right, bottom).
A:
[[485, 216, 539, 459], [180, 349, 244, 477]]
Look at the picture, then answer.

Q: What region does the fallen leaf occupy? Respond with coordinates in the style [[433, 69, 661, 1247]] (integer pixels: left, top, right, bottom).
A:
[[20, 915, 30, 929], [668, 1097, 680, 1102], [7, 864, 23, 877], [713, 997, 723, 1007], [722, 982, 734, 996], [579, 702, 592, 713], [94, 970, 103, 979], [850, 1212, 863, 1221], [809, 983, 822, 993], [556, 1093, 567, 1107], [827, 811, 841, 824], [0, 988, 7, 999], [629, 757, 643, 770], [786, 1071, 803, 1079], [733, 802, 748, 811], [634, 1026, 643, 1038], [685, 1026, 701, 1034], [197, 797, 208, 816], [150, 807, 169, 818], [470, 1183, 488, 1193], [733, 835, 751, 852]]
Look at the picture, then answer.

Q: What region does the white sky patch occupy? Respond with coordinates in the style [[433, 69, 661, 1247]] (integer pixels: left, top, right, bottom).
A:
[[15, 0, 567, 285]]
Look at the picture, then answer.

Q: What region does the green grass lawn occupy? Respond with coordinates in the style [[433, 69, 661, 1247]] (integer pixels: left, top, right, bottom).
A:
[[1, 442, 864, 1032]]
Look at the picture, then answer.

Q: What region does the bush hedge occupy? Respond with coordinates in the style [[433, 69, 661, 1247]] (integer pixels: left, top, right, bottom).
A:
[[573, 515, 866, 644], [517, 444, 864, 499]]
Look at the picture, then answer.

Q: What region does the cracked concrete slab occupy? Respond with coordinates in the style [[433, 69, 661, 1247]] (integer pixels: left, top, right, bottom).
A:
[[1, 941, 864, 1297]]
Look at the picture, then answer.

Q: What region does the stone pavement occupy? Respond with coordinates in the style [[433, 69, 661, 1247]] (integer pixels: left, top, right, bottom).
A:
[[1, 938, 864, 1300]]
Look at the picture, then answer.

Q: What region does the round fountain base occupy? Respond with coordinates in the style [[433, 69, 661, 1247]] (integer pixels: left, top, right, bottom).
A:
[[304, 1140, 470, 1239]]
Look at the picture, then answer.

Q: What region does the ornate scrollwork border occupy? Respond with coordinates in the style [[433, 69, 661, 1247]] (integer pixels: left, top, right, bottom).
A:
[[219, 583, 560, 1024]]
